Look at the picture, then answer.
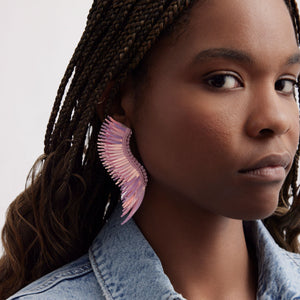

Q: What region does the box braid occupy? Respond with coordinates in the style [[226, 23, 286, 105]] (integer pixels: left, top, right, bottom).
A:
[[0, 0, 198, 298], [263, 0, 300, 253], [1, 0, 300, 299]]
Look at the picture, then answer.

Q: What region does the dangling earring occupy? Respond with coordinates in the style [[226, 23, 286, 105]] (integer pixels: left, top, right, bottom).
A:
[[97, 116, 148, 224]]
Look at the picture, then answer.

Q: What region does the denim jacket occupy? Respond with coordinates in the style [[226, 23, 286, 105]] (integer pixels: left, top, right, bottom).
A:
[[8, 204, 300, 300]]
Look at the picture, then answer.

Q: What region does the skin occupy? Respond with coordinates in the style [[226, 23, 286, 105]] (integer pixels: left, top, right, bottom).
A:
[[113, 0, 300, 298]]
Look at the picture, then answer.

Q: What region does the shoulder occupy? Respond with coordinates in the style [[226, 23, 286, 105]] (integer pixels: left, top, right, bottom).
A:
[[250, 220, 300, 298], [257, 220, 300, 274], [7, 254, 106, 300], [279, 247, 300, 273]]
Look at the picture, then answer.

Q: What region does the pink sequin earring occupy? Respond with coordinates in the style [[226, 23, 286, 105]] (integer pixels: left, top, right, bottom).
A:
[[97, 116, 148, 224]]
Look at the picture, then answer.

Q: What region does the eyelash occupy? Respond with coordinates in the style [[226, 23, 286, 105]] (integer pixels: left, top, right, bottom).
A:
[[203, 72, 243, 90], [275, 78, 298, 96], [203, 72, 299, 97]]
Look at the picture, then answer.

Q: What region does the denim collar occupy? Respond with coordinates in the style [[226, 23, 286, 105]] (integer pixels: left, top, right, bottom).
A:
[[89, 204, 184, 300], [244, 220, 300, 299], [89, 204, 300, 300]]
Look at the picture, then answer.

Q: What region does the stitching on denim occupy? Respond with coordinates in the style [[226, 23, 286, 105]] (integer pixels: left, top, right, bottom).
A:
[[26, 263, 92, 293], [285, 251, 300, 268], [89, 248, 114, 300]]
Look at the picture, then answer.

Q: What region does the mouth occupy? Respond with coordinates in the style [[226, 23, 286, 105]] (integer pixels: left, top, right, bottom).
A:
[[238, 153, 292, 182]]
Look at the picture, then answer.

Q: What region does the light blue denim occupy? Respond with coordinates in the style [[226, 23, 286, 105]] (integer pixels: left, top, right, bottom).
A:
[[8, 204, 300, 299]]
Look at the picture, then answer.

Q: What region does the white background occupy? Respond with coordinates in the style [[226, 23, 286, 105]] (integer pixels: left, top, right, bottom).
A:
[[0, 1, 92, 250], [0, 1, 300, 251]]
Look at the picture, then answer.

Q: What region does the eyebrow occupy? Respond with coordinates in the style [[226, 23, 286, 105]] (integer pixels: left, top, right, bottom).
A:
[[286, 52, 300, 65], [191, 47, 300, 66], [192, 48, 253, 65]]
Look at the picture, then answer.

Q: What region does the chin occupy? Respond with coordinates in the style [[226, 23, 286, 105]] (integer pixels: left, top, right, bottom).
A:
[[226, 194, 280, 221], [240, 209, 277, 221]]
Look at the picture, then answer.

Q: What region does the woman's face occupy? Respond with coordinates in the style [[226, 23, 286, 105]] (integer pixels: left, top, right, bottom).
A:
[[125, 0, 300, 220]]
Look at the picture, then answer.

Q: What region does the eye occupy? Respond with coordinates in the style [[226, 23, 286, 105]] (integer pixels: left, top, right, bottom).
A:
[[203, 72, 243, 90], [275, 78, 298, 96]]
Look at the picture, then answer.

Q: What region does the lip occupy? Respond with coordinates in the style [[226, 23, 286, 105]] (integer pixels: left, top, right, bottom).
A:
[[238, 153, 292, 181]]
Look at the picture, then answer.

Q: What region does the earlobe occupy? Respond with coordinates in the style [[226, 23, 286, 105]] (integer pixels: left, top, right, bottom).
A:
[[110, 88, 133, 128]]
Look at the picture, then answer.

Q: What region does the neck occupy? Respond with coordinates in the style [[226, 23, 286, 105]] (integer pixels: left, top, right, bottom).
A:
[[134, 181, 257, 300]]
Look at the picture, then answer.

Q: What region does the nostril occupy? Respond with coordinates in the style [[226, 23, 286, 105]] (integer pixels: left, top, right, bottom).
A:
[[245, 107, 291, 138], [258, 128, 274, 136]]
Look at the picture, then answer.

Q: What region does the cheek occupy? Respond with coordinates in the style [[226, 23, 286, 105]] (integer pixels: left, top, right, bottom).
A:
[[133, 97, 239, 187], [290, 106, 299, 152]]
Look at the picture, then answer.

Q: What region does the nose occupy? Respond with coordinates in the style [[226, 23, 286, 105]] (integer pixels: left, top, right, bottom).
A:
[[245, 84, 292, 138]]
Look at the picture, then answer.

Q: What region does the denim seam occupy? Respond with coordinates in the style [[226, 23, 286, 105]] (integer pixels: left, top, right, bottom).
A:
[[24, 263, 92, 293], [89, 248, 114, 300], [285, 252, 300, 268], [8, 263, 93, 299]]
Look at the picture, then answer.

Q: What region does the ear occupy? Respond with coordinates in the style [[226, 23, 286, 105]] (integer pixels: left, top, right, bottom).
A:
[[96, 78, 135, 128], [117, 76, 136, 127], [96, 81, 114, 121]]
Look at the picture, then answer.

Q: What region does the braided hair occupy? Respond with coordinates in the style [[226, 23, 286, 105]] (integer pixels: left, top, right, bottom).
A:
[[0, 0, 300, 298]]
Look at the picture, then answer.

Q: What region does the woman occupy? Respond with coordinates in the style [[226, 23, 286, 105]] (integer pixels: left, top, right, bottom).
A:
[[1, 0, 300, 299]]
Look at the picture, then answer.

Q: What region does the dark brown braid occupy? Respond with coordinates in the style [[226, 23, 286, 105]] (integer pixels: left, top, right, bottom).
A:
[[263, 0, 300, 253], [1, 0, 300, 299], [0, 1, 197, 298]]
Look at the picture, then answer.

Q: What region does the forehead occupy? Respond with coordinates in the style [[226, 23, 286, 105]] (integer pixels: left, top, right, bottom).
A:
[[188, 0, 296, 47], [148, 0, 299, 73]]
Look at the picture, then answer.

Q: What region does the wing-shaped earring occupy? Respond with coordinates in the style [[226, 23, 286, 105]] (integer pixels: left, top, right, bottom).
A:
[[97, 116, 148, 224]]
